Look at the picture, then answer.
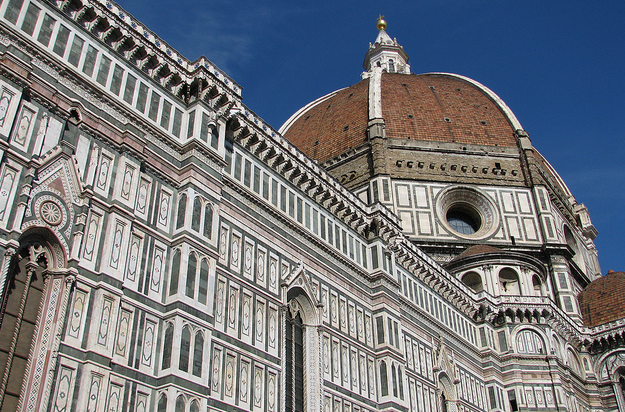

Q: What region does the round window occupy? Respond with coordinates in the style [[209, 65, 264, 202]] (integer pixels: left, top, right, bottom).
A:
[[436, 186, 499, 240], [446, 208, 481, 235]]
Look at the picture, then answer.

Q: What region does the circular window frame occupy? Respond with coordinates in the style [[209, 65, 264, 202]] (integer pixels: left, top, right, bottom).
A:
[[436, 186, 499, 240]]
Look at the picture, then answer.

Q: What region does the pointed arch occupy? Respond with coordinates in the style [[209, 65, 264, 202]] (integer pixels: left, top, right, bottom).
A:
[[157, 393, 167, 412], [0, 229, 74, 411], [161, 322, 174, 370], [438, 372, 458, 412], [175, 395, 185, 412], [282, 263, 322, 412], [176, 193, 187, 229], [191, 196, 202, 231], [186, 252, 197, 299], [169, 248, 181, 296], [193, 330, 204, 377], [380, 360, 389, 397], [179, 325, 191, 372]]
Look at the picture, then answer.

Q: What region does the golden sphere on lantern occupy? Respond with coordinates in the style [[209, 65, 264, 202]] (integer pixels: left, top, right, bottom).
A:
[[376, 16, 387, 31]]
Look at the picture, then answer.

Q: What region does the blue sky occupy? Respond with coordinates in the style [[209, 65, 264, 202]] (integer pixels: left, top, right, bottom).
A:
[[119, 0, 624, 274]]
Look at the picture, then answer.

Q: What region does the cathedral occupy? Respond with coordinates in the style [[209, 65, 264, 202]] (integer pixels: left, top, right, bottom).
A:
[[0, 0, 623, 411]]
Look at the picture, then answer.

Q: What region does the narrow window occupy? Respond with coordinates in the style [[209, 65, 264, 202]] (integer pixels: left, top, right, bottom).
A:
[[175, 396, 185, 412], [53, 25, 71, 57], [20, 3, 41, 36], [176, 194, 186, 229], [179, 326, 190, 372], [380, 361, 389, 396], [200, 113, 209, 142], [203, 206, 213, 238], [244, 159, 251, 187], [160, 100, 172, 129], [169, 249, 180, 296], [262, 172, 269, 200], [392, 364, 398, 397], [148, 92, 160, 122], [186, 253, 197, 299], [110, 64, 124, 95], [191, 197, 201, 232], [376, 316, 385, 344], [136, 82, 148, 112], [233, 153, 242, 180], [161, 323, 173, 369], [37, 14, 56, 47], [157, 394, 167, 412], [67, 36, 84, 67], [4, 0, 25, 24], [296, 198, 303, 224], [172, 108, 183, 137], [193, 332, 204, 377], [96, 55, 111, 86], [187, 110, 196, 139], [210, 126, 219, 149], [123, 74, 136, 104], [253, 166, 260, 193], [271, 179, 278, 206], [190, 401, 200, 412], [398, 367, 404, 399], [198, 259, 209, 305], [285, 310, 304, 412], [80, 45, 98, 77]]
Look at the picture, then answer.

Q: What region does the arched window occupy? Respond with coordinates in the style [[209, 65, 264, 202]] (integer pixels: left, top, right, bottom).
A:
[[564, 225, 585, 270], [203, 205, 213, 238], [190, 401, 200, 412], [191, 197, 202, 231], [285, 311, 304, 412], [0, 242, 48, 408], [392, 364, 398, 397], [186, 253, 197, 299], [532, 275, 542, 294], [161, 323, 173, 369], [516, 329, 545, 354], [567, 349, 583, 377], [198, 259, 209, 305], [388, 59, 395, 72], [380, 361, 389, 397], [179, 325, 191, 372], [175, 396, 185, 412], [176, 194, 186, 229], [398, 366, 404, 400], [499, 268, 520, 295], [169, 249, 181, 296], [157, 394, 167, 412], [193, 331, 204, 377], [461, 271, 483, 293]]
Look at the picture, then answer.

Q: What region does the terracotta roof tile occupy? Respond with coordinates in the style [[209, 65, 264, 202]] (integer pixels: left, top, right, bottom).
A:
[[578, 271, 625, 327], [282, 72, 519, 163]]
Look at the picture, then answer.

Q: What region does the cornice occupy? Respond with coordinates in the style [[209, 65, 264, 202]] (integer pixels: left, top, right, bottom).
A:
[[45, 0, 241, 105]]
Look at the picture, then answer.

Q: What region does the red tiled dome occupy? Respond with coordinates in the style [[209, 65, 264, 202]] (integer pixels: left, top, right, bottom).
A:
[[281, 72, 520, 163], [578, 271, 625, 327]]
